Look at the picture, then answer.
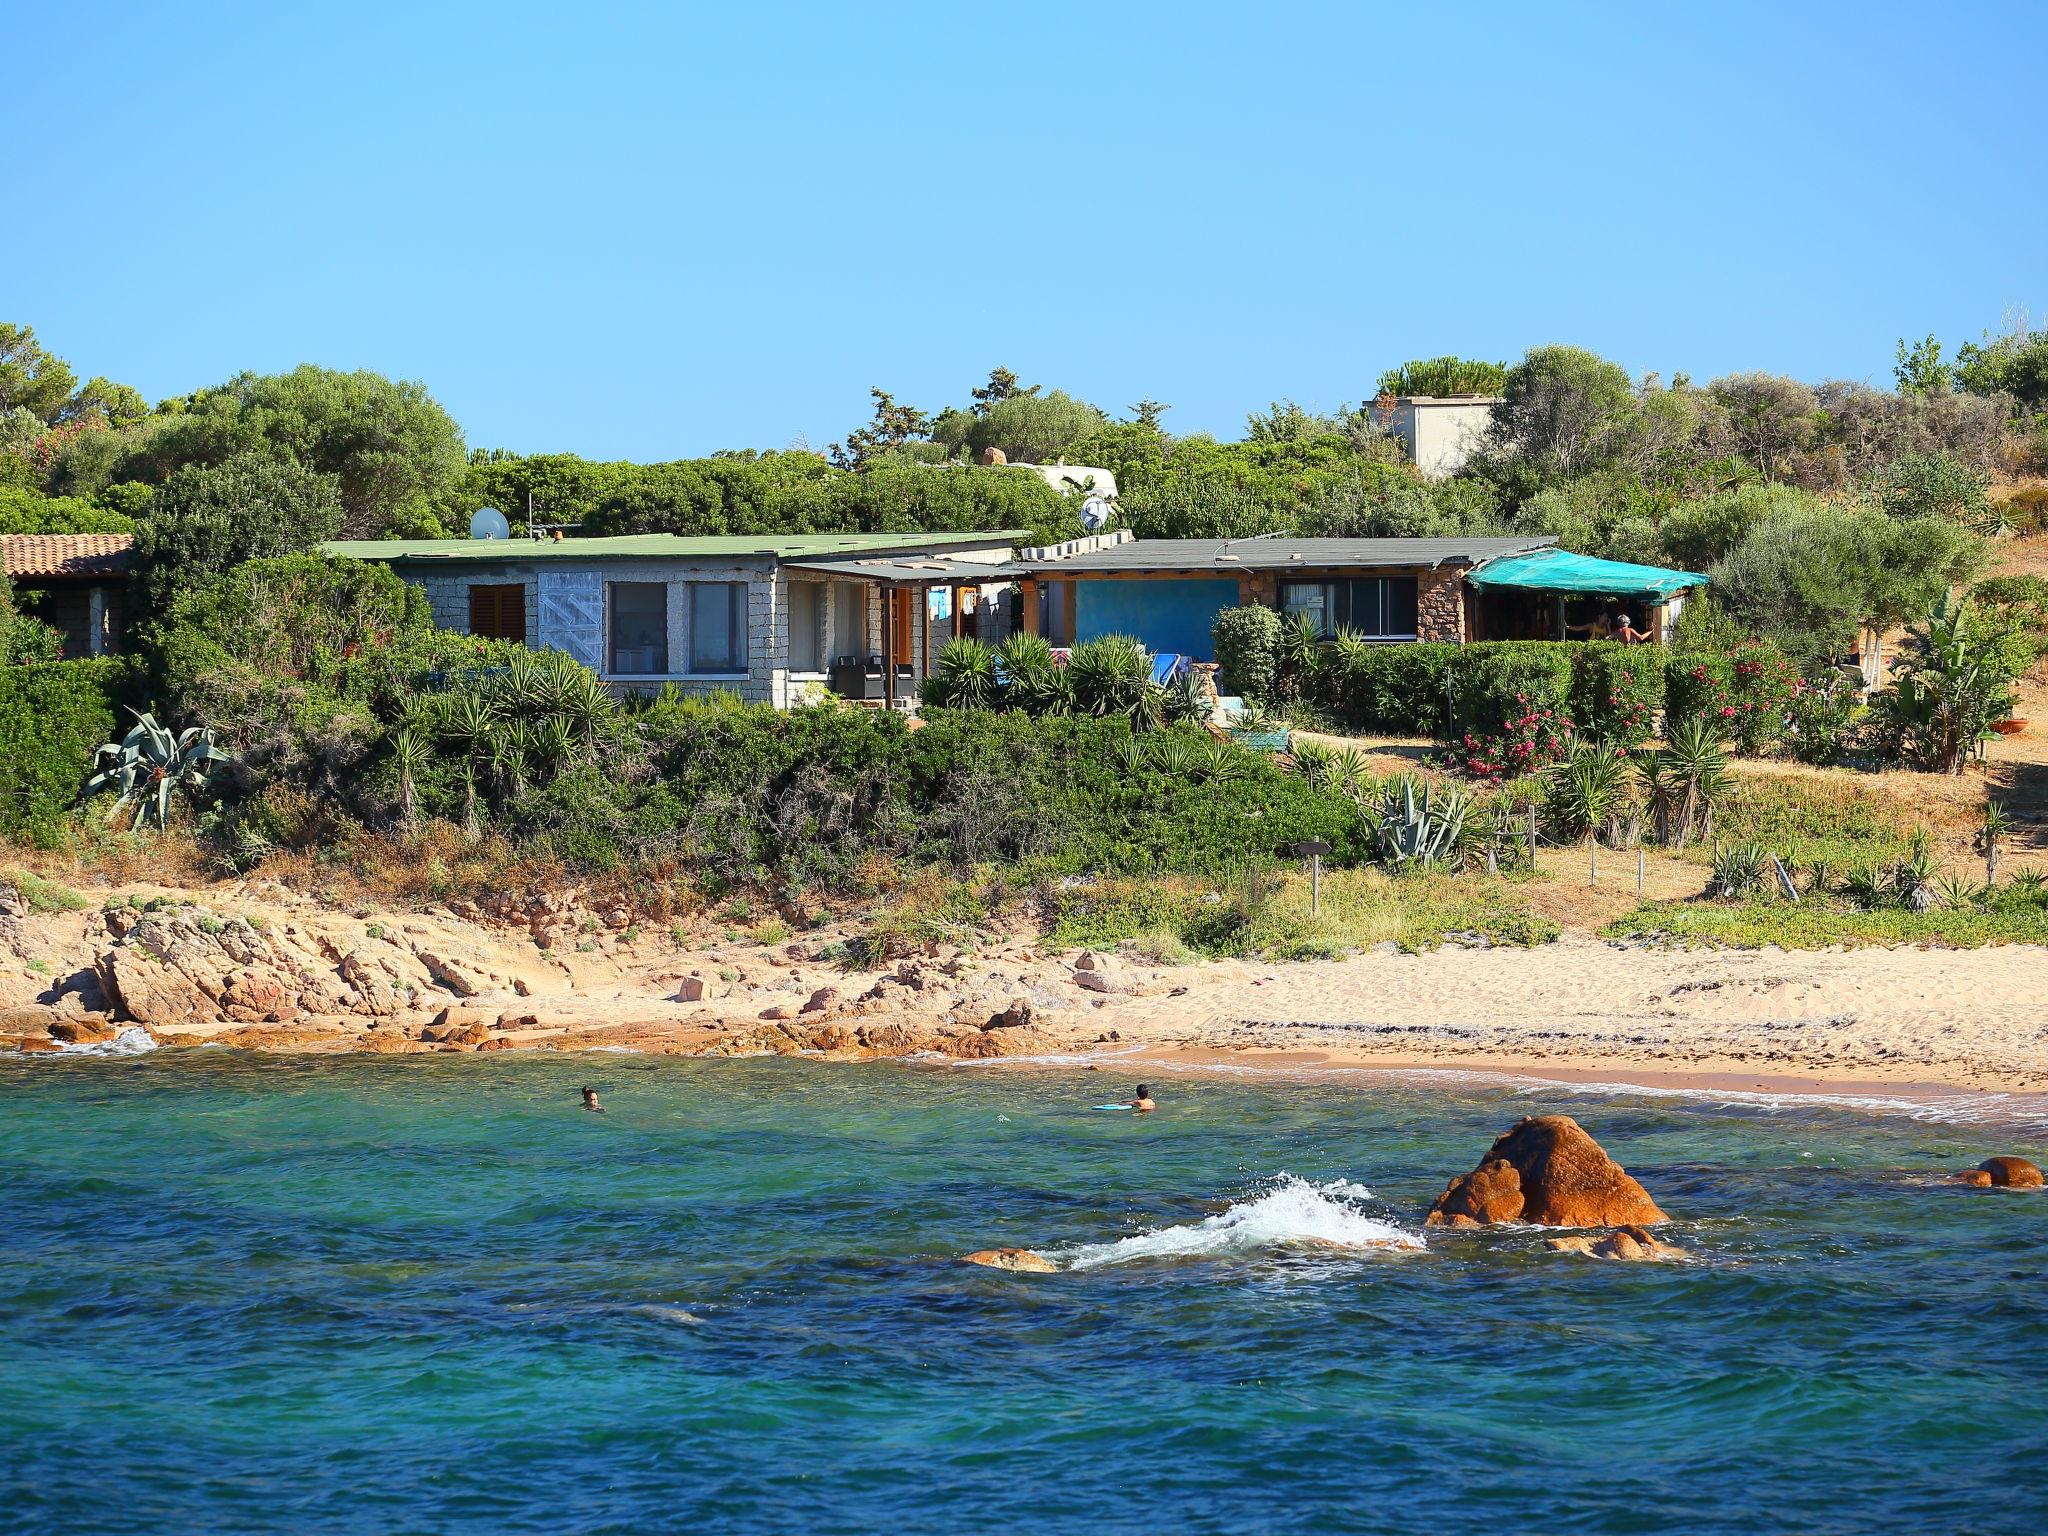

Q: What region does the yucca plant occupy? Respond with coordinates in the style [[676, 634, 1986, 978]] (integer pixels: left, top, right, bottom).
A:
[[1803, 858, 1836, 896], [1841, 864, 1887, 909], [1931, 872, 1984, 910], [1543, 738, 1632, 845], [1147, 733, 1203, 778], [1975, 799, 2011, 885], [921, 637, 1001, 710], [1637, 719, 1730, 847], [997, 632, 1072, 716], [1198, 737, 1251, 782], [1287, 738, 1338, 791], [1067, 634, 1161, 728], [86, 709, 233, 832], [1361, 776, 1469, 870], [2009, 869, 2048, 901], [1162, 671, 1210, 726], [1707, 841, 1772, 900], [1275, 611, 1323, 701], [388, 726, 435, 825], [1329, 746, 1372, 798]]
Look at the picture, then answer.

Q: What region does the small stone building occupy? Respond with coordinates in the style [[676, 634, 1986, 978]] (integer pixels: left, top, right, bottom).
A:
[[0, 534, 133, 657], [324, 531, 1025, 706]]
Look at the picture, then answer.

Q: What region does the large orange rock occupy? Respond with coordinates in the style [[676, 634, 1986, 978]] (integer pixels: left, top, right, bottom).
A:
[[1426, 1115, 1668, 1228], [1973, 1156, 2044, 1189], [960, 1248, 1056, 1273]]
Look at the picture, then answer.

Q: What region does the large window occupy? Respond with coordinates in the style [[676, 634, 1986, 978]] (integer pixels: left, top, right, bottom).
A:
[[608, 582, 668, 674], [689, 581, 747, 674], [1280, 576, 1420, 639], [789, 582, 826, 673]]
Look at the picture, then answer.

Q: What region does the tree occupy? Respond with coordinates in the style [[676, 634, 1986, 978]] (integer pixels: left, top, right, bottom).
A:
[[50, 365, 465, 537], [1481, 345, 1637, 490], [930, 388, 1105, 464], [133, 452, 344, 613], [0, 323, 78, 424], [1893, 334, 1953, 396], [830, 388, 931, 469], [1869, 598, 2020, 773], [971, 367, 1038, 412], [1375, 357, 1508, 397], [1956, 323, 2048, 411], [0, 486, 135, 535], [1127, 399, 1170, 428], [1871, 451, 1997, 532], [1707, 373, 1815, 480]]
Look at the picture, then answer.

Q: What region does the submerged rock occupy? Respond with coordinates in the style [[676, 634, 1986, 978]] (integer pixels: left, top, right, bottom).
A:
[[960, 1248, 1057, 1273], [1964, 1156, 2044, 1189], [1426, 1115, 1669, 1229], [1547, 1224, 1688, 1262]]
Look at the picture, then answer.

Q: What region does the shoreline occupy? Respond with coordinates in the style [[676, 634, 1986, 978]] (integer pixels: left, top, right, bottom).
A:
[[6, 881, 2047, 1110]]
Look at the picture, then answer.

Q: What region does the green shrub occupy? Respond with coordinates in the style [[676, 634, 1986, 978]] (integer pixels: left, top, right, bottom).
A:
[[1665, 638, 1799, 753], [1567, 643, 1664, 745], [0, 657, 137, 843], [1212, 605, 1279, 703]]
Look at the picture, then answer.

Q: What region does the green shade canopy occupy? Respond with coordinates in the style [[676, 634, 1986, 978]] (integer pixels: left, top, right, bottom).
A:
[[1466, 547, 1707, 599]]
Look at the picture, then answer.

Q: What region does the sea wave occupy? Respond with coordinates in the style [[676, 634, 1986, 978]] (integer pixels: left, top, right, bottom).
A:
[[24, 1026, 160, 1058], [1057, 1175, 1424, 1269]]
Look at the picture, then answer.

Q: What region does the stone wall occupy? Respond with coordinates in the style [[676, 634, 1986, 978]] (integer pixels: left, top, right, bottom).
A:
[[413, 566, 539, 646], [1416, 566, 1467, 642]]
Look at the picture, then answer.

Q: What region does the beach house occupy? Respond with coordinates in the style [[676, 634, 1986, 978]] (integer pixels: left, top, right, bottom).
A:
[[1014, 533, 1706, 659], [324, 531, 1027, 707]]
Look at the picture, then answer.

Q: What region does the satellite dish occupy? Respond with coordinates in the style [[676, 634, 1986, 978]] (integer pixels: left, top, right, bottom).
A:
[[1080, 496, 1113, 532], [469, 507, 511, 540]]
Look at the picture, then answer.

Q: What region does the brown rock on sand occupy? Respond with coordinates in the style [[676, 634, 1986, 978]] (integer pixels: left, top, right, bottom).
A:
[[1547, 1224, 1688, 1262], [960, 1248, 1057, 1273], [1426, 1115, 1668, 1228], [1970, 1156, 2044, 1189]]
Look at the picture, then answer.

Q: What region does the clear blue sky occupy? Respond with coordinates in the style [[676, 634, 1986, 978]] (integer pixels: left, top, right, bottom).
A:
[[9, 1, 2045, 462]]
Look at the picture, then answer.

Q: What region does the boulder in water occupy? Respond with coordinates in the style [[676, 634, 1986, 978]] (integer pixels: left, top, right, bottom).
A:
[[1547, 1224, 1687, 1262], [1426, 1115, 1668, 1228], [960, 1248, 1057, 1273], [1966, 1156, 2043, 1189]]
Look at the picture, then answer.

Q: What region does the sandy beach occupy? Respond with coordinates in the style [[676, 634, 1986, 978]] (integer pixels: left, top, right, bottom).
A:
[[5, 880, 2046, 1096]]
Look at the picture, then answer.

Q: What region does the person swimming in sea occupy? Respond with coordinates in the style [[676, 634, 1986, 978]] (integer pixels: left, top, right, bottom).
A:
[[581, 1086, 605, 1113], [1130, 1085, 1156, 1113]]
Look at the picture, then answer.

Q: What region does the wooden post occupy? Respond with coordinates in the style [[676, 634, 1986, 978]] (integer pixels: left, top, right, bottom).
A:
[[882, 586, 895, 709], [1018, 578, 1040, 636], [1637, 846, 1645, 898], [1589, 841, 1597, 887]]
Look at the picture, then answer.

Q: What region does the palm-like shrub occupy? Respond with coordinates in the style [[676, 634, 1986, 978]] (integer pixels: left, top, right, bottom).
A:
[[1635, 719, 1730, 847], [1708, 841, 1772, 899], [87, 709, 232, 831], [996, 632, 1071, 716], [1162, 672, 1210, 726], [1360, 776, 1469, 870], [1067, 634, 1161, 727], [1542, 737, 1632, 844], [920, 637, 1001, 710], [1287, 738, 1338, 791], [1275, 611, 1323, 703]]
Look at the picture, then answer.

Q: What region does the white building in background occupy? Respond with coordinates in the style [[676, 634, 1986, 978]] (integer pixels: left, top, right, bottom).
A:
[[1374, 396, 1500, 479]]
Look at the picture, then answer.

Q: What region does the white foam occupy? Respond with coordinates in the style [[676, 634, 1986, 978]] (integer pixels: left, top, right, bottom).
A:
[[51, 1026, 158, 1058], [1057, 1175, 1424, 1270]]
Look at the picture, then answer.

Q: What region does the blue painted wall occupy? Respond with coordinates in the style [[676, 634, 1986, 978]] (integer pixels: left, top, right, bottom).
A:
[[1075, 578, 1241, 660]]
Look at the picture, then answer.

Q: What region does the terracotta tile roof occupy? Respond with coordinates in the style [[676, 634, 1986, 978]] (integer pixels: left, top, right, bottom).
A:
[[0, 534, 136, 579]]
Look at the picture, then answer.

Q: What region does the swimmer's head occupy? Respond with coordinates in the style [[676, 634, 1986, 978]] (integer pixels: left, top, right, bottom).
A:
[[1135, 1084, 1151, 1098], [581, 1086, 599, 1102]]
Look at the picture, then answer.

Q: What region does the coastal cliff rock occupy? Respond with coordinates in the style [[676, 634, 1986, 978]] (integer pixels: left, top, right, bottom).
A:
[[1547, 1224, 1688, 1262], [1426, 1115, 1669, 1228], [1960, 1156, 2044, 1189], [960, 1248, 1057, 1273]]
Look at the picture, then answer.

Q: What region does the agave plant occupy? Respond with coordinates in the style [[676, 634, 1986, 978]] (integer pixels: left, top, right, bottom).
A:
[[1361, 776, 1469, 870], [1147, 733, 1204, 778], [1931, 872, 1984, 911], [1162, 671, 1211, 726], [86, 709, 233, 832], [1198, 737, 1251, 782], [1707, 841, 1772, 900], [1329, 746, 1372, 798]]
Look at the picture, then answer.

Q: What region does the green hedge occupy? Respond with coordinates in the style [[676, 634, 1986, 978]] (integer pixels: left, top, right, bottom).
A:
[[1568, 644, 1666, 745], [0, 657, 137, 844], [1664, 639, 1800, 753]]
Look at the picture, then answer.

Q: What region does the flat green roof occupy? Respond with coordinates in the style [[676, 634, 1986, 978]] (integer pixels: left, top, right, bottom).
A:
[[323, 531, 1029, 563]]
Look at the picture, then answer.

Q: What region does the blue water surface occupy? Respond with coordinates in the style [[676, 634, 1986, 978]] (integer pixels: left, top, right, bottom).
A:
[[2, 1052, 2044, 1535]]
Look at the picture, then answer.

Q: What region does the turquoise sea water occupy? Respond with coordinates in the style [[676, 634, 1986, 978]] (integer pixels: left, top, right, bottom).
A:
[[3, 1050, 2046, 1535]]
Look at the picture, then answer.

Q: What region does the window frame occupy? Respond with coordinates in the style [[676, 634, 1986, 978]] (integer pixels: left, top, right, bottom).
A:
[[788, 580, 828, 676], [1279, 575, 1421, 641], [686, 580, 749, 677], [606, 580, 671, 677]]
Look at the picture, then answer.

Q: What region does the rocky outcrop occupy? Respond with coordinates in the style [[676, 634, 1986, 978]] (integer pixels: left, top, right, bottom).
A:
[[1426, 1115, 1669, 1228], [960, 1248, 1056, 1273], [1547, 1224, 1688, 1262], [1960, 1156, 2044, 1189]]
